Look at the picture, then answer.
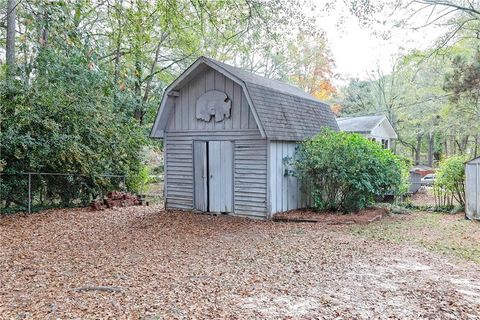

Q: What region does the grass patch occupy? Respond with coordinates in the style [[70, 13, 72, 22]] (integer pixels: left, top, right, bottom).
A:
[[349, 212, 480, 264]]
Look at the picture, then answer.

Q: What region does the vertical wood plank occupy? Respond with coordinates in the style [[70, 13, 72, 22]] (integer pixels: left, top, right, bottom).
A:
[[220, 141, 225, 211], [175, 89, 183, 129], [224, 78, 234, 130], [225, 141, 233, 212], [198, 72, 207, 130], [214, 71, 226, 131], [240, 92, 249, 129], [288, 143, 297, 210], [205, 69, 215, 130], [208, 141, 216, 211], [187, 83, 194, 130], [276, 141, 283, 211], [181, 85, 189, 129], [282, 142, 288, 211], [232, 83, 241, 129], [193, 141, 207, 211], [477, 163, 480, 219], [270, 142, 277, 214], [167, 102, 175, 130]]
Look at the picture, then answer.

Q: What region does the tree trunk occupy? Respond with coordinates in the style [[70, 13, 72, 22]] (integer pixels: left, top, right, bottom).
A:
[[461, 135, 469, 153], [39, 3, 49, 47], [142, 36, 165, 105], [112, 0, 123, 109], [415, 134, 423, 165], [113, 33, 122, 108], [6, 0, 16, 81], [427, 132, 434, 167], [133, 57, 143, 123], [443, 138, 448, 158]]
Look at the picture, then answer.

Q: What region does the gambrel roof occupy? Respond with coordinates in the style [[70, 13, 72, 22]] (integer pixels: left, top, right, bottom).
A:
[[151, 56, 339, 141]]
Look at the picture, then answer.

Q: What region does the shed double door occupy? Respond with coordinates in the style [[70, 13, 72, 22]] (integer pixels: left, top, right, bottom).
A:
[[194, 140, 233, 213]]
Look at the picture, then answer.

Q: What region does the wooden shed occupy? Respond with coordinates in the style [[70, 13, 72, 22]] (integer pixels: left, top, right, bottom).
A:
[[465, 156, 480, 221], [150, 56, 338, 219]]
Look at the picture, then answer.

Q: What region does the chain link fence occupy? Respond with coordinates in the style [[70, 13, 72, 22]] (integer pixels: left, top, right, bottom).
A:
[[0, 172, 128, 214]]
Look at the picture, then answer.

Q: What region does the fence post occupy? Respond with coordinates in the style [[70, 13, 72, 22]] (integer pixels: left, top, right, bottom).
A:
[[28, 173, 31, 214], [123, 175, 126, 191]]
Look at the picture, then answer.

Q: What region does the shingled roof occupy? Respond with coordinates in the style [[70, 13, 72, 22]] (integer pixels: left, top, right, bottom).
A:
[[336, 115, 386, 134], [151, 56, 339, 141]]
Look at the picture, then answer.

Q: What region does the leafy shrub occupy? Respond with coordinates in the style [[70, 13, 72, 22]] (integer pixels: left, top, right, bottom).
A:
[[288, 129, 406, 213], [434, 155, 467, 208], [0, 49, 146, 211], [129, 165, 154, 194]]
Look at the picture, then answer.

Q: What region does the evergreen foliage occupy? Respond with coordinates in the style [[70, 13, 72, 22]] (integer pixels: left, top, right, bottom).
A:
[[289, 129, 407, 213]]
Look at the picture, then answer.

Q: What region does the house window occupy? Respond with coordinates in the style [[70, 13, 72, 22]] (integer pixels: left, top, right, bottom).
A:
[[381, 139, 389, 149]]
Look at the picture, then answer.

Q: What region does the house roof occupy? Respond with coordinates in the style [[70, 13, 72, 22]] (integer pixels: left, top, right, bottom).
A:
[[336, 115, 398, 139], [150, 56, 339, 141], [336, 115, 386, 134]]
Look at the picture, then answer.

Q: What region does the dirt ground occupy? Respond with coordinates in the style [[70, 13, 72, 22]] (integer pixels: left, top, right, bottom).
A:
[[274, 207, 386, 224], [1, 207, 479, 319]]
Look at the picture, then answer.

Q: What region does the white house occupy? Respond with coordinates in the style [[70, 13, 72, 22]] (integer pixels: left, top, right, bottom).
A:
[[336, 115, 398, 149]]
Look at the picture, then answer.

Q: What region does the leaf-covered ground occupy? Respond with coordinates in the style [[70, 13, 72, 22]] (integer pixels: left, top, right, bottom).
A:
[[350, 211, 480, 264], [1, 207, 479, 319]]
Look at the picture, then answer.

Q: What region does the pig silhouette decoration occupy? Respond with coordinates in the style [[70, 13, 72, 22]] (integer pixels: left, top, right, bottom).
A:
[[196, 90, 231, 122]]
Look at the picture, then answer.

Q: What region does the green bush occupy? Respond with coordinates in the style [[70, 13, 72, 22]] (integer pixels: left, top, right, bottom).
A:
[[288, 129, 406, 213], [129, 165, 154, 194], [1, 49, 146, 211], [434, 155, 467, 208]]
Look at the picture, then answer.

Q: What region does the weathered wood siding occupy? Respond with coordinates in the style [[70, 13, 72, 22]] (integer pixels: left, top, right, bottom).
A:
[[165, 131, 267, 218], [208, 140, 234, 213], [164, 134, 193, 210], [166, 68, 258, 131], [269, 141, 309, 215], [465, 158, 480, 220], [234, 139, 268, 218]]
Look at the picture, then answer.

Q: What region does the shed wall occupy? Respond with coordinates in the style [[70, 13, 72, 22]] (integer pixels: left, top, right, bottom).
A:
[[465, 160, 480, 220], [164, 131, 267, 218], [269, 141, 309, 215], [166, 68, 258, 132]]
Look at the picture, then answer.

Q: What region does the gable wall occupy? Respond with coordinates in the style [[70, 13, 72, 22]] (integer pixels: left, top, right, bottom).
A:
[[371, 123, 391, 139], [166, 67, 258, 132], [371, 120, 396, 140]]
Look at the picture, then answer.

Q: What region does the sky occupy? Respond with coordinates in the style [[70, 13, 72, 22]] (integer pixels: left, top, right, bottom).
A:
[[312, 1, 448, 86]]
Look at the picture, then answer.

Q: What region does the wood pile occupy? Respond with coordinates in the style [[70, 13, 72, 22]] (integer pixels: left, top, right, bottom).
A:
[[90, 191, 147, 210]]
